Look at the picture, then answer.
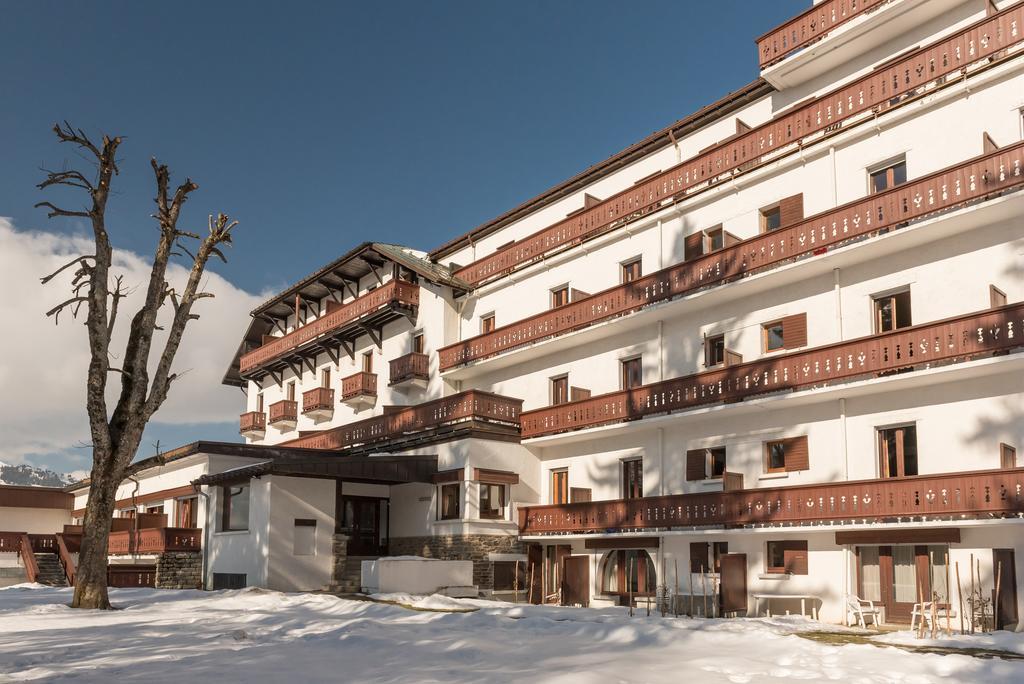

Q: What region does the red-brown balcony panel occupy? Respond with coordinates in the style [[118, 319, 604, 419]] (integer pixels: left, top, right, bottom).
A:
[[238, 279, 419, 377], [302, 387, 335, 421], [452, 5, 1024, 288], [756, 0, 887, 69], [519, 467, 1024, 535], [268, 400, 298, 430], [284, 389, 522, 451], [239, 411, 266, 438], [105, 528, 202, 555], [341, 371, 378, 409], [441, 140, 1024, 370], [389, 352, 429, 390], [521, 302, 1024, 440]]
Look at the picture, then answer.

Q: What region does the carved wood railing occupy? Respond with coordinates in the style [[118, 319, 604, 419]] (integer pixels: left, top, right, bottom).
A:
[[268, 400, 298, 425], [520, 467, 1024, 534], [104, 527, 201, 555], [302, 387, 335, 414], [239, 411, 266, 433], [341, 371, 377, 399], [757, 0, 889, 68], [284, 389, 523, 450], [389, 352, 429, 385], [18, 534, 39, 583], [453, 5, 1024, 287], [521, 302, 1024, 439], [441, 140, 1024, 370], [239, 279, 420, 375]]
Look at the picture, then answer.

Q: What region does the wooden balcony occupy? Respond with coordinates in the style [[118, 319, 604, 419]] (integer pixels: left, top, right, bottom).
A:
[[238, 279, 419, 377], [302, 387, 335, 421], [239, 411, 266, 438], [520, 467, 1024, 535], [452, 5, 1024, 288], [268, 399, 298, 429], [284, 389, 522, 451], [441, 140, 1024, 371], [756, 0, 886, 68], [106, 527, 201, 555], [389, 352, 429, 389], [341, 371, 377, 409], [521, 302, 1024, 440]]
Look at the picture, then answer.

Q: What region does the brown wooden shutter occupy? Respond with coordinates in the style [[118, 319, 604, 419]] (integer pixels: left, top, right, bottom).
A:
[[724, 231, 741, 247], [1001, 443, 1017, 469], [570, 387, 591, 402], [778, 193, 804, 228], [784, 436, 809, 472], [783, 542, 809, 575], [527, 544, 543, 604], [781, 313, 807, 349], [689, 542, 710, 574], [983, 131, 999, 153], [570, 487, 592, 503], [684, 232, 705, 261], [686, 449, 706, 481], [724, 349, 743, 367], [990, 285, 1008, 308], [571, 288, 591, 302]]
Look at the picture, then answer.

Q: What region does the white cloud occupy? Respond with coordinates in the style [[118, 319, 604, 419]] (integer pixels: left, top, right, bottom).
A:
[[0, 218, 262, 466]]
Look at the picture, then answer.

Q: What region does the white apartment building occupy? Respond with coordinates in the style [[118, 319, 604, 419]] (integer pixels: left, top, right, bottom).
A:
[[48, 0, 1020, 627]]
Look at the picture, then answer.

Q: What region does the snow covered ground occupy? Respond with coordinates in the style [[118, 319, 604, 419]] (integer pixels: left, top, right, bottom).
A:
[[1, 585, 1022, 683]]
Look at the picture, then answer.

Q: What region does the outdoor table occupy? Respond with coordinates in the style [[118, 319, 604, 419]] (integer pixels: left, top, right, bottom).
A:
[[752, 593, 820, 620]]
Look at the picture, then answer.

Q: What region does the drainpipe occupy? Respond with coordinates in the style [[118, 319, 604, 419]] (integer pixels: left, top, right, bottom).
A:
[[829, 146, 838, 208], [657, 321, 665, 382], [657, 428, 665, 497], [194, 483, 211, 591], [127, 474, 141, 562], [833, 268, 844, 341]]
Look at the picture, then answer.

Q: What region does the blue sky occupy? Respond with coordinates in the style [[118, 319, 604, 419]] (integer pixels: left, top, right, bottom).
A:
[[1, 0, 806, 473]]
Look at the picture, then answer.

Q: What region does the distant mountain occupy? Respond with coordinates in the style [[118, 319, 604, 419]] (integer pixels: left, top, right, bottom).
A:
[[0, 461, 75, 488]]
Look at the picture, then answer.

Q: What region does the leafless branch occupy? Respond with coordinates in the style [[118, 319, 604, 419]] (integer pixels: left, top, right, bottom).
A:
[[40, 255, 95, 285], [37, 167, 95, 192], [45, 296, 89, 324], [34, 201, 90, 219]]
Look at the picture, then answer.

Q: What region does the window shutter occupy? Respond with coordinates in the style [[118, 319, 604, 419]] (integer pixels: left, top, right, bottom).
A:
[[686, 449, 707, 481], [778, 193, 804, 228], [1001, 443, 1017, 469], [783, 542, 809, 575], [784, 436, 809, 472], [781, 313, 807, 349], [570, 487, 592, 503], [684, 232, 705, 261], [690, 542, 710, 574], [990, 285, 1008, 308], [724, 349, 743, 367], [570, 386, 592, 402], [571, 288, 591, 302]]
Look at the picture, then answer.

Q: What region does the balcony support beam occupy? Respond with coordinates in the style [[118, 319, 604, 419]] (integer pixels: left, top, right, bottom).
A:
[[361, 325, 382, 350]]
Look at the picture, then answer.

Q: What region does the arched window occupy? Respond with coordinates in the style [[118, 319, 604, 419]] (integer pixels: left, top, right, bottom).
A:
[[600, 549, 656, 596]]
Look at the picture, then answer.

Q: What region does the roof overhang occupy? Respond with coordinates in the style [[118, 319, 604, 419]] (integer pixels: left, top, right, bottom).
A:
[[194, 452, 438, 486]]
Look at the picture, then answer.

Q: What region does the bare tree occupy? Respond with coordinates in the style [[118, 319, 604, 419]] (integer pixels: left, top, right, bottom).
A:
[[37, 123, 238, 609]]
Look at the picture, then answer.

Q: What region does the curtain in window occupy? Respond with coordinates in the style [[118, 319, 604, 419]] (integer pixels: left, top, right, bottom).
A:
[[928, 545, 949, 603], [859, 546, 881, 602], [893, 545, 917, 603]]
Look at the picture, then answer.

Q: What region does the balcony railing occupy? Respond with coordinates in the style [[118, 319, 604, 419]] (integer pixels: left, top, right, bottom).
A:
[[519, 467, 1024, 535], [239, 279, 420, 376], [284, 389, 522, 451], [268, 399, 298, 425], [452, 5, 1024, 288], [521, 302, 1024, 439], [440, 142, 1024, 370], [756, 0, 888, 69], [342, 371, 378, 400], [389, 352, 430, 386], [105, 528, 201, 555], [239, 411, 266, 434], [302, 387, 335, 414]]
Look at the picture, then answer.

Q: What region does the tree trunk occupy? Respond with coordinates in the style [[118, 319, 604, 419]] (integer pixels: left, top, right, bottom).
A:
[[72, 467, 118, 608]]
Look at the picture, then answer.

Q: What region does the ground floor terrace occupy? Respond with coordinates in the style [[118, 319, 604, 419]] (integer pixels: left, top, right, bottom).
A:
[[2, 585, 1023, 683]]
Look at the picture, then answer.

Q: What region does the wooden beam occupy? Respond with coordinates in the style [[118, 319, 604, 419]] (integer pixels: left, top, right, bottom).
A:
[[294, 294, 301, 326], [269, 369, 283, 387], [361, 325, 382, 349], [339, 339, 355, 360], [286, 359, 302, 378], [323, 344, 340, 366], [834, 528, 961, 545], [302, 355, 317, 375], [584, 537, 659, 550], [299, 293, 321, 317]]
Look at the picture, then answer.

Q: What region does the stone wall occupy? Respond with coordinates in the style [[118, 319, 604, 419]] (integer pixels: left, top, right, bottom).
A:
[[155, 551, 202, 589], [389, 535, 523, 590]]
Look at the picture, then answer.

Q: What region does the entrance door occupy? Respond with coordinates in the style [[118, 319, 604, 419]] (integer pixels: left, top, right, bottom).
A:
[[993, 549, 1018, 630], [562, 556, 589, 607], [341, 496, 384, 556], [719, 553, 747, 615], [858, 545, 945, 623]]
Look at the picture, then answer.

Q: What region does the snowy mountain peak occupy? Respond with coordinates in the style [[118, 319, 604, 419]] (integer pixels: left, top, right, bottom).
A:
[[0, 462, 76, 488]]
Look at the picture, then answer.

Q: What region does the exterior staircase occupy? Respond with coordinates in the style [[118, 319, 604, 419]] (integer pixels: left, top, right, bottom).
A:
[[33, 553, 68, 587], [329, 556, 375, 594]]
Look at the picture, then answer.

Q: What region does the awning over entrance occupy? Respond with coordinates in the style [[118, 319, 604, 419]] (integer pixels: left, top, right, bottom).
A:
[[194, 451, 438, 486]]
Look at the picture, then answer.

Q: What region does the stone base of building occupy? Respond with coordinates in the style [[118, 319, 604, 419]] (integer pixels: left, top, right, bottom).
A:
[[155, 551, 202, 589], [389, 535, 523, 590]]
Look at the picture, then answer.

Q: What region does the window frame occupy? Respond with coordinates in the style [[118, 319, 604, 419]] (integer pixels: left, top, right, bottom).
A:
[[412, 332, 425, 354], [478, 482, 506, 520], [760, 205, 782, 233], [220, 483, 251, 532], [872, 289, 912, 333], [705, 334, 726, 368], [320, 367, 331, 388], [620, 257, 642, 284], [620, 356, 643, 390], [766, 540, 808, 575], [550, 374, 569, 406], [438, 482, 461, 520], [868, 157, 908, 194], [361, 351, 373, 373], [622, 458, 643, 499], [480, 313, 496, 334], [550, 469, 569, 505], [765, 440, 788, 473], [550, 285, 570, 309], [762, 320, 785, 353], [877, 423, 919, 478], [708, 447, 727, 479]]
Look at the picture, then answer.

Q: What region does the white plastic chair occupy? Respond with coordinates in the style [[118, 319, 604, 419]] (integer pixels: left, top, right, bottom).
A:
[[848, 596, 882, 628], [910, 601, 931, 631]]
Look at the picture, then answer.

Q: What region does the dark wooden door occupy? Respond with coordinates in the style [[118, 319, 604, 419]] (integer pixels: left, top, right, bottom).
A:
[[342, 496, 383, 556], [993, 549, 1018, 630], [720, 553, 747, 615], [622, 459, 643, 499], [527, 544, 543, 604], [562, 556, 589, 607]]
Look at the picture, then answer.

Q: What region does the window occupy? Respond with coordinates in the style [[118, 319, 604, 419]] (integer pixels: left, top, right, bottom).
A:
[[293, 519, 316, 556], [550, 375, 569, 405], [878, 425, 918, 477], [362, 351, 373, 373], [176, 497, 198, 528], [873, 290, 912, 333], [321, 367, 331, 388], [601, 549, 657, 596], [622, 459, 643, 499], [869, 159, 907, 194], [286, 381, 296, 402], [550, 286, 569, 309], [480, 313, 496, 334], [493, 561, 526, 591], [760, 205, 782, 232], [706, 226, 727, 252], [1001, 443, 1018, 469], [621, 258, 642, 283], [705, 334, 725, 367], [687, 447, 727, 480], [256, 392, 264, 413], [220, 483, 250, 531], [709, 447, 727, 478], [621, 357, 643, 390], [550, 469, 568, 505], [479, 483, 506, 519], [766, 440, 787, 472], [212, 573, 247, 590], [146, 504, 164, 515], [766, 540, 808, 574], [764, 437, 808, 473], [119, 509, 136, 519], [763, 321, 785, 352], [412, 333, 425, 354], [438, 483, 460, 520]]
